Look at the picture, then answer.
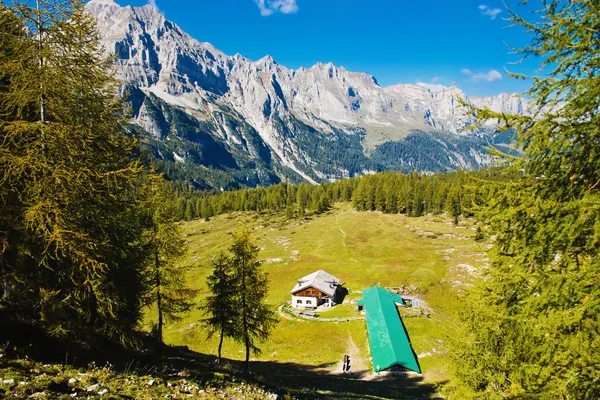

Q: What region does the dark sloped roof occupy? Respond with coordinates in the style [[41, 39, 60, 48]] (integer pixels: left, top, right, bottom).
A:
[[361, 286, 421, 374]]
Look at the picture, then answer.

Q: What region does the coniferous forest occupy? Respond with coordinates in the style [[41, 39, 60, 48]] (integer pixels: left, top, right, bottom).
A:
[[0, 0, 598, 399], [168, 169, 506, 224]]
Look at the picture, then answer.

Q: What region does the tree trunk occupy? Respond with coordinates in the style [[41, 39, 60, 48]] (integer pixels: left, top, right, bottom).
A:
[[86, 283, 98, 329], [0, 252, 8, 305], [245, 335, 250, 372], [217, 328, 224, 363], [241, 252, 249, 372], [155, 247, 163, 344]]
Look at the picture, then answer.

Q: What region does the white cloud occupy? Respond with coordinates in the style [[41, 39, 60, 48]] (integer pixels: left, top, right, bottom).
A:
[[254, 0, 298, 16], [478, 4, 501, 20], [461, 68, 503, 82]]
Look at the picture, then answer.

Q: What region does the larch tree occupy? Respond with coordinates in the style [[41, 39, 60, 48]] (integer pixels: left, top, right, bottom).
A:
[[444, 186, 462, 225], [449, 1, 600, 398], [0, 3, 24, 311], [229, 229, 277, 372], [0, 0, 146, 342], [296, 184, 307, 218], [202, 253, 239, 363], [141, 173, 193, 344]]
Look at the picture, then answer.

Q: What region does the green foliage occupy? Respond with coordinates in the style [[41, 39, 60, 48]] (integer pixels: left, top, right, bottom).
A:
[[444, 186, 462, 225], [167, 203, 488, 387], [141, 174, 194, 343], [170, 168, 507, 224], [0, 1, 146, 343], [202, 253, 239, 362], [228, 230, 278, 371], [201, 231, 278, 368], [474, 225, 485, 241], [448, 1, 600, 398]]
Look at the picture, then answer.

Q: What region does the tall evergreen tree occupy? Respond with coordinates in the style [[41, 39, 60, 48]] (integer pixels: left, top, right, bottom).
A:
[[141, 174, 193, 344], [296, 185, 306, 218], [202, 253, 238, 363], [229, 230, 278, 372], [176, 197, 187, 220], [351, 180, 367, 210], [184, 199, 195, 221], [0, 0, 146, 342], [445, 186, 462, 225], [449, 1, 600, 398]]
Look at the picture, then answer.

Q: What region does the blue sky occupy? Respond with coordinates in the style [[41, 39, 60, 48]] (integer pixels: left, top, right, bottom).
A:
[[113, 0, 542, 97]]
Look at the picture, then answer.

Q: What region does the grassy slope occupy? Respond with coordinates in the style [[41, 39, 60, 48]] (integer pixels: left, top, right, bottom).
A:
[[160, 203, 488, 390]]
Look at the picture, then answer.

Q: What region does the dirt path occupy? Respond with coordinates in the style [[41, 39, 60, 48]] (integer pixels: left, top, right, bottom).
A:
[[334, 335, 369, 377], [336, 214, 347, 250]]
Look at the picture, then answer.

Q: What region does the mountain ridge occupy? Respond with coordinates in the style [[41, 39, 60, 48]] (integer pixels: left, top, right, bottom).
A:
[[85, 0, 523, 189]]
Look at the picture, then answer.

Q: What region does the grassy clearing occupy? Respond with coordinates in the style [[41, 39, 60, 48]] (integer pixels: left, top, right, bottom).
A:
[[159, 203, 488, 391]]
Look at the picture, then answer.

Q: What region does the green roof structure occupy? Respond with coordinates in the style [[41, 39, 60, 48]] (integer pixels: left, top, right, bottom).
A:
[[361, 286, 421, 374]]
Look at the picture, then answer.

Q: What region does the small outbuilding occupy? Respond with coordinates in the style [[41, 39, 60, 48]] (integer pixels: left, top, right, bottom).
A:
[[290, 270, 343, 309]]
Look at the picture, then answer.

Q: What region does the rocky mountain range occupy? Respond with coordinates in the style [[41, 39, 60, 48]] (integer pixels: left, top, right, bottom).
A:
[[86, 0, 525, 189]]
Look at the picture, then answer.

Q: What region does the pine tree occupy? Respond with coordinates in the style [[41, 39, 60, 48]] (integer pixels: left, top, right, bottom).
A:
[[177, 197, 187, 220], [229, 230, 278, 372], [296, 185, 306, 218], [0, 4, 30, 315], [202, 253, 238, 363], [449, 1, 600, 398], [385, 189, 398, 214], [317, 193, 330, 213], [351, 180, 367, 210], [374, 184, 386, 212], [141, 174, 193, 344], [444, 186, 462, 225], [184, 199, 195, 221], [285, 203, 295, 219], [0, 1, 146, 342]]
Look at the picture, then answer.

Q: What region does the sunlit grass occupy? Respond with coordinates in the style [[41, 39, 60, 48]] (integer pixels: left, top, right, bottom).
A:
[[158, 203, 489, 385]]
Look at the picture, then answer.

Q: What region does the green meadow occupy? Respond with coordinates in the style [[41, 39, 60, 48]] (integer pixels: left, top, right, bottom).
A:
[[158, 203, 489, 388]]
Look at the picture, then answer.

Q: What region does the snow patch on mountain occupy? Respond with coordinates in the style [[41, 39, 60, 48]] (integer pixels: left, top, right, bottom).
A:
[[173, 152, 185, 163]]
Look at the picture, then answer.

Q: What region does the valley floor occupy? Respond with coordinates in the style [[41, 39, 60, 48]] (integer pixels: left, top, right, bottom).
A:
[[156, 203, 489, 398], [1, 204, 486, 399]]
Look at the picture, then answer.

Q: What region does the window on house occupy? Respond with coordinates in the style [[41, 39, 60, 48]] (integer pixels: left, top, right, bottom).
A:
[[297, 299, 302, 304], [306, 300, 312, 305]]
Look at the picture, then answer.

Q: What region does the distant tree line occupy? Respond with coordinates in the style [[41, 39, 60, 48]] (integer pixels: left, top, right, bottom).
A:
[[169, 169, 510, 224]]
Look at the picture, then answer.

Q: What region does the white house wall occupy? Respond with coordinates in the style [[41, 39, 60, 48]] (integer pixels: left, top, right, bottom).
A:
[[292, 296, 320, 308]]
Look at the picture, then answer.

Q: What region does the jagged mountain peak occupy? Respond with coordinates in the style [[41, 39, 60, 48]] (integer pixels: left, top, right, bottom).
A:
[[87, 0, 118, 6], [85, 1, 528, 187], [255, 55, 277, 65]]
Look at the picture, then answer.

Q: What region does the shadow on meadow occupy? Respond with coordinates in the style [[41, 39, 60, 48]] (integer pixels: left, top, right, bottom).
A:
[[245, 359, 444, 399], [0, 310, 443, 399]]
